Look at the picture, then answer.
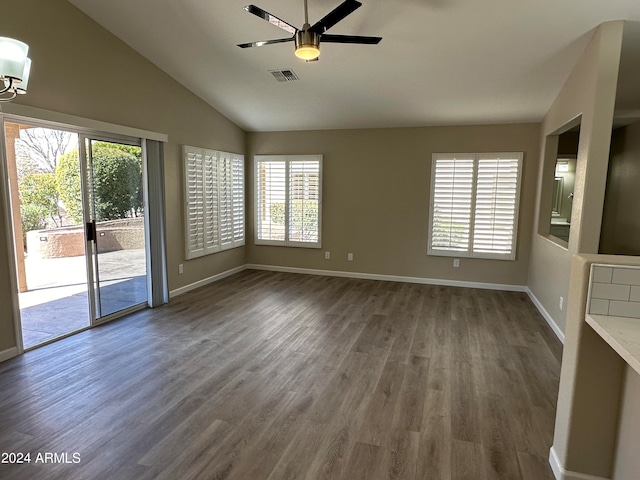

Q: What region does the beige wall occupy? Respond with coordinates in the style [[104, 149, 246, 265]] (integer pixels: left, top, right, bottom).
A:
[[0, 0, 246, 353], [247, 124, 540, 286], [540, 20, 640, 480], [613, 366, 640, 480], [600, 120, 640, 255], [551, 253, 640, 479], [528, 21, 623, 334]]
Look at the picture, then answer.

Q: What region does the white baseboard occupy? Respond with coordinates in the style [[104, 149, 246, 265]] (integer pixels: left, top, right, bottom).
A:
[[169, 265, 247, 298], [526, 288, 565, 343], [549, 447, 610, 480], [0, 346, 19, 363], [246, 263, 527, 292]]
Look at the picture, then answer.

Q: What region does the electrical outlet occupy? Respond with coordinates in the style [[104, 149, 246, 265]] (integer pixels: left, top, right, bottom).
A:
[[347, 252, 354, 261], [559, 296, 564, 310], [179, 264, 184, 275], [453, 259, 460, 268], [324, 251, 331, 260]]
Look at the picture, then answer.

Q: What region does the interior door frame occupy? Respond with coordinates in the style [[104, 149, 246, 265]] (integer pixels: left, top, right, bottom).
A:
[[0, 106, 167, 353]]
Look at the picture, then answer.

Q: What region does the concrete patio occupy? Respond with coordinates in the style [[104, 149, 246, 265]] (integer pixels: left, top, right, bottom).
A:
[[19, 249, 147, 349]]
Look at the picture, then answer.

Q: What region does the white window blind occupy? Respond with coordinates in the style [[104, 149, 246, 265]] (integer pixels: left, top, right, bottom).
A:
[[184, 146, 244, 260], [428, 152, 522, 260], [255, 155, 322, 248]]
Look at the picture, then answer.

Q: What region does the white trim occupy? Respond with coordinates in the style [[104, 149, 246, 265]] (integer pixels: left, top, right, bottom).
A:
[[169, 265, 247, 298], [0, 104, 168, 142], [549, 447, 610, 480], [246, 264, 527, 292], [0, 347, 19, 363], [526, 287, 566, 343]]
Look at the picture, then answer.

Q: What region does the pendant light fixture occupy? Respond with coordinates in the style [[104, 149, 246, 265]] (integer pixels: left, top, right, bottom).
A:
[[0, 37, 32, 102]]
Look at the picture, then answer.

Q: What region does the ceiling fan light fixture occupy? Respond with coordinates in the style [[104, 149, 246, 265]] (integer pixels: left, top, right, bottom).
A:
[[294, 29, 320, 60], [295, 45, 320, 60]]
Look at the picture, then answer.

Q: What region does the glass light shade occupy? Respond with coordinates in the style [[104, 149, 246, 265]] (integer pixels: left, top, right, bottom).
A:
[[16, 58, 31, 93], [295, 45, 320, 60], [0, 37, 29, 80]]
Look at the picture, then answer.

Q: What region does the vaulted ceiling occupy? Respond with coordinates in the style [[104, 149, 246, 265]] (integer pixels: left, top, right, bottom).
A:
[[68, 0, 640, 132]]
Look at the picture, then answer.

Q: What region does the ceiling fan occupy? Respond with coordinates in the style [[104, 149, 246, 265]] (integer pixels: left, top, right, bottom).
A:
[[237, 0, 382, 61]]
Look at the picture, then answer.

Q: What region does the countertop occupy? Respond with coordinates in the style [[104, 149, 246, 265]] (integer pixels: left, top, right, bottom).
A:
[[586, 313, 640, 375]]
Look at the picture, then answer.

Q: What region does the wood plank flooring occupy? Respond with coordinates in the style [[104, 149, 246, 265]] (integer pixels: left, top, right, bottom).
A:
[[0, 270, 562, 480]]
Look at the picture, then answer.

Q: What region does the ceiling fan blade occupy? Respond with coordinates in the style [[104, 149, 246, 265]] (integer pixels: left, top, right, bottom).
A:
[[320, 34, 382, 44], [243, 5, 298, 35], [309, 0, 362, 34], [237, 37, 295, 48]]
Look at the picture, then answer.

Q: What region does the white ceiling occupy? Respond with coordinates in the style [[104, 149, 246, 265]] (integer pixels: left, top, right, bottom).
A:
[[68, 0, 640, 132]]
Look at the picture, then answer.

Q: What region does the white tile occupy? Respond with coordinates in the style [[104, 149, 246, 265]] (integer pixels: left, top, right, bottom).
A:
[[593, 266, 613, 284], [612, 267, 640, 286], [609, 301, 640, 319], [591, 283, 631, 301], [590, 298, 610, 315], [631, 286, 640, 303]]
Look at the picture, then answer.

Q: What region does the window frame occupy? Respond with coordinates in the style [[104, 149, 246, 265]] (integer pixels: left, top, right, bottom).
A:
[[254, 154, 322, 249], [183, 145, 244, 260], [427, 152, 523, 261]]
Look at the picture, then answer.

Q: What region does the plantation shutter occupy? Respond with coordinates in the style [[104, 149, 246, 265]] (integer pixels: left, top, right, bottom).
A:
[[289, 159, 320, 245], [184, 146, 206, 259], [256, 159, 286, 242], [184, 146, 244, 259], [219, 153, 233, 248], [428, 152, 522, 260], [472, 154, 522, 259], [203, 150, 220, 253], [428, 155, 474, 255], [231, 155, 245, 246], [255, 155, 322, 247]]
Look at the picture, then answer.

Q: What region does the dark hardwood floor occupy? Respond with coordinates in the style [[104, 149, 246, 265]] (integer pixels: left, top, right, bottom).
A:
[[0, 270, 562, 480]]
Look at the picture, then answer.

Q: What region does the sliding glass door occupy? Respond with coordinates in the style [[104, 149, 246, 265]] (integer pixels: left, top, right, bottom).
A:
[[3, 119, 150, 349], [81, 137, 148, 320], [4, 122, 90, 348]]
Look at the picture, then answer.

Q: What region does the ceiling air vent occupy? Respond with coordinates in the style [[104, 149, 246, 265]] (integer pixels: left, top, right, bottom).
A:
[[269, 69, 299, 83]]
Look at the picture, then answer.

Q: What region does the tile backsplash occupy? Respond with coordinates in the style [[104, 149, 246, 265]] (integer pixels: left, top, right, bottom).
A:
[[589, 265, 640, 319]]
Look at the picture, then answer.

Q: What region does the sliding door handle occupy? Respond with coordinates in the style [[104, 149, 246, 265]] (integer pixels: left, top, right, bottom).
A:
[[86, 220, 97, 242]]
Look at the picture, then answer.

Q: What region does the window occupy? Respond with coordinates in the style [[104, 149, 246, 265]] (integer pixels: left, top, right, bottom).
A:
[[184, 146, 244, 259], [255, 155, 322, 248], [428, 152, 523, 260]]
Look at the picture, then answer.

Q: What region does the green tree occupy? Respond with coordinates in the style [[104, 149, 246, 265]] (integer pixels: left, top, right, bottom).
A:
[[91, 144, 140, 220], [56, 145, 142, 223], [55, 150, 83, 224], [93, 142, 143, 215]]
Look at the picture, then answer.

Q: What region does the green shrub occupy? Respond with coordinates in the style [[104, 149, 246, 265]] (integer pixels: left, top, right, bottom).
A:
[[90, 144, 141, 220], [19, 173, 60, 237], [56, 145, 142, 222], [269, 200, 318, 232], [269, 202, 285, 225], [55, 150, 83, 224], [20, 203, 47, 233]]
